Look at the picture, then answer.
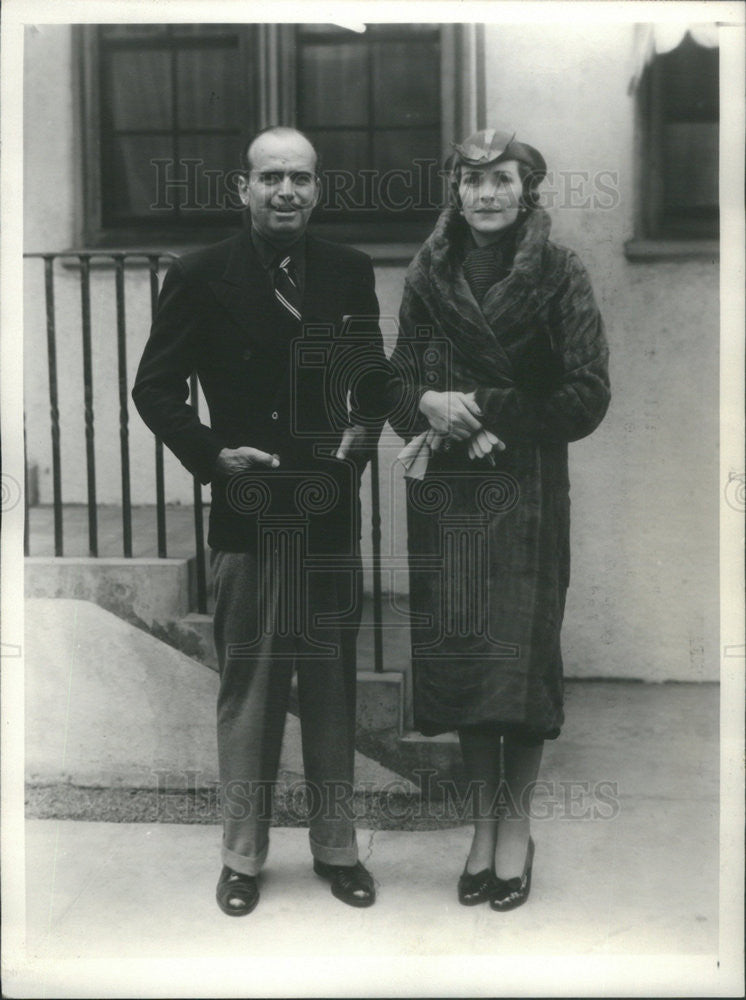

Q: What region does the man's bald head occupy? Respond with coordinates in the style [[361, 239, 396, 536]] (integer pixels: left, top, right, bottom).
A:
[[241, 127, 320, 175], [236, 126, 321, 245]]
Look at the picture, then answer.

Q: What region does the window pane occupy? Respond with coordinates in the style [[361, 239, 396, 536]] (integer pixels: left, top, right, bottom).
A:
[[367, 24, 439, 38], [170, 24, 241, 37], [373, 128, 441, 175], [372, 129, 443, 213], [662, 122, 718, 209], [297, 24, 354, 37], [372, 41, 440, 126], [105, 135, 175, 219], [176, 47, 242, 128], [105, 134, 242, 220], [104, 49, 172, 130], [660, 37, 718, 122], [307, 130, 371, 210], [176, 134, 243, 213], [298, 43, 368, 126], [99, 25, 169, 39]]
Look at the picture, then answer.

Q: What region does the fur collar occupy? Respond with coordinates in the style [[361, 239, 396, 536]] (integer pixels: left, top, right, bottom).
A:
[[403, 207, 560, 383]]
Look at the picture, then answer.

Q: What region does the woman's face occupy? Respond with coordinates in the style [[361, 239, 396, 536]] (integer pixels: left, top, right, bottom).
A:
[[458, 158, 523, 245]]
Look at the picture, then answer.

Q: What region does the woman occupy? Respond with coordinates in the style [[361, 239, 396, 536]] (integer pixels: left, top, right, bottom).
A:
[[389, 128, 610, 910]]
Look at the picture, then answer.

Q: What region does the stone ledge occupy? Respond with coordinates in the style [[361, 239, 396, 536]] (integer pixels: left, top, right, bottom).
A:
[[25, 556, 192, 625], [624, 238, 719, 262]]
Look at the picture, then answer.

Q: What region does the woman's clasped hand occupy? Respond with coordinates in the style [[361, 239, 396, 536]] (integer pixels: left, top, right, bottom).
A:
[[418, 389, 505, 461]]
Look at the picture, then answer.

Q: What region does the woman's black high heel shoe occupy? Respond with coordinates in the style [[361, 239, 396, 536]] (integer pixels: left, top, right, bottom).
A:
[[458, 865, 496, 906], [490, 836, 535, 912]]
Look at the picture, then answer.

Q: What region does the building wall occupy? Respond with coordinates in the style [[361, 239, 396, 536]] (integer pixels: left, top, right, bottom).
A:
[[23, 24, 719, 681], [481, 23, 719, 682]]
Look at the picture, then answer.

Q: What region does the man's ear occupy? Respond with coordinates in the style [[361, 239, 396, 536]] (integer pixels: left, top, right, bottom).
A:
[[236, 174, 251, 207], [311, 175, 322, 209]]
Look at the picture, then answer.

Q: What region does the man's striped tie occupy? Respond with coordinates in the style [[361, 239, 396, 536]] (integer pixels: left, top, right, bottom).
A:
[[273, 255, 302, 322]]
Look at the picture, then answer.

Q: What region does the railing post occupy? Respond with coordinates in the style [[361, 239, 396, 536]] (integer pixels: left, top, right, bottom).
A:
[[370, 446, 383, 673], [79, 255, 98, 557], [148, 255, 168, 558], [43, 255, 64, 556], [189, 372, 208, 614], [114, 254, 133, 557]]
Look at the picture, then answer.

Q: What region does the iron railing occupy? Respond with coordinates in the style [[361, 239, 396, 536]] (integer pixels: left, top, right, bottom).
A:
[[23, 250, 385, 670]]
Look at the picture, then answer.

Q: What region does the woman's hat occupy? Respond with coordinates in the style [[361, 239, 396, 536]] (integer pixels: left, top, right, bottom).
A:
[[451, 128, 547, 182]]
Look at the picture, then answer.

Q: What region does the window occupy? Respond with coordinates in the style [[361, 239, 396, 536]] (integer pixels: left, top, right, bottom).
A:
[[79, 23, 460, 247], [81, 24, 255, 245], [296, 24, 442, 239], [97, 24, 251, 234], [636, 30, 719, 242]]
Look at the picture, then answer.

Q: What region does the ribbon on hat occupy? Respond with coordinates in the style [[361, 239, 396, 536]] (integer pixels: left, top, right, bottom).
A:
[[452, 129, 517, 165]]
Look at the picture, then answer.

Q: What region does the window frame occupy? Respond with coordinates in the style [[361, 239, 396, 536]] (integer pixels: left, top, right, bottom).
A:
[[627, 31, 719, 260], [76, 23, 470, 249]]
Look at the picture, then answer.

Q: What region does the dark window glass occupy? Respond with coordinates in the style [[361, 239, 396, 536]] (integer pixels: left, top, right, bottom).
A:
[[87, 22, 447, 243], [296, 24, 442, 222], [98, 24, 249, 228], [644, 33, 719, 238], [298, 44, 369, 126]]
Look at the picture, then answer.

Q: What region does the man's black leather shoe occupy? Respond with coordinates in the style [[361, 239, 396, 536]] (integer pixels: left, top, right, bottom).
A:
[[313, 859, 376, 908], [216, 865, 259, 916]]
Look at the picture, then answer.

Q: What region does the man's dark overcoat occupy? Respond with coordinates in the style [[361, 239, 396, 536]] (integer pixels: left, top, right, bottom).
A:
[[133, 225, 390, 558]]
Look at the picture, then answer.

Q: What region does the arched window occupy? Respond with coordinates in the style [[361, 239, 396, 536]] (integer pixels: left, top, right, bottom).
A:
[[632, 25, 719, 243]]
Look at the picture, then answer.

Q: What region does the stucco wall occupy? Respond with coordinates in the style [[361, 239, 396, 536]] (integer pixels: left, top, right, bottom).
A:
[[480, 22, 719, 682], [23, 24, 719, 681]]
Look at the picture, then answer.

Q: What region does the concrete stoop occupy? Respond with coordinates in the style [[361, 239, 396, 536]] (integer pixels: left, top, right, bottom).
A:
[[141, 611, 460, 787], [24, 558, 462, 782], [25, 556, 192, 627]]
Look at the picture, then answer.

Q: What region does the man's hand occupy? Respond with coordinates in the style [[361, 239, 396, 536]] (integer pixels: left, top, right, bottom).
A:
[[335, 423, 369, 460], [418, 390, 483, 440], [215, 446, 280, 476]]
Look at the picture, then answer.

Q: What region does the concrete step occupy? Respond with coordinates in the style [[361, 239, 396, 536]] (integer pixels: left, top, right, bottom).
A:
[[24, 598, 414, 793], [175, 612, 217, 669], [178, 613, 409, 736], [285, 668, 405, 736], [354, 728, 464, 793], [24, 556, 192, 627], [186, 551, 215, 613]]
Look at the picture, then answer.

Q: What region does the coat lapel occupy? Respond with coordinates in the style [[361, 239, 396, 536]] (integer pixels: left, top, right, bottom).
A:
[[408, 211, 515, 380], [406, 208, 561, 384], [208, 232, 278, 349], [302, 237, 343, 323], [208, 232, 344, 347]]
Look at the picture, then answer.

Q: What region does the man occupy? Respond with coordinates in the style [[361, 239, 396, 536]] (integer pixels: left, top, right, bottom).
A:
[[133, 126, 393, 914]]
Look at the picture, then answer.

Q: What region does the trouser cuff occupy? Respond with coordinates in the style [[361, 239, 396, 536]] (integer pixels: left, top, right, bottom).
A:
[[222, 841, 269, 877], [309, 832, 358, 867]]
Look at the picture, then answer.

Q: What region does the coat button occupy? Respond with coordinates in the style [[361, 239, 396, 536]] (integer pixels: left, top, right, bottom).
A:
[[271, 411, 279, 420]]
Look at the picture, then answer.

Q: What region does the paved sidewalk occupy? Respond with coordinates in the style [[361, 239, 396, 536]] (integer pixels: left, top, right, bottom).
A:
[[11, 598, 740, 996], [12, 681, 736, 997], [16, 808, 720, 997]]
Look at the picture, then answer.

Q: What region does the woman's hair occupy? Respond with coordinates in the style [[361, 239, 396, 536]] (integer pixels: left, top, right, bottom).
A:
[[446, 128, 547, 212], [448, 155, 543, 212]]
